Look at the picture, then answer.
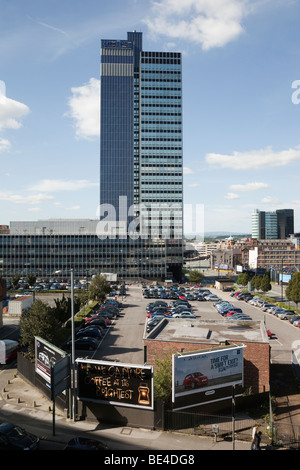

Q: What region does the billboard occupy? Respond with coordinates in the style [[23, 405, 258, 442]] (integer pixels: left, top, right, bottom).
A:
[[172, 345, 244, 409], [35, 336, 66, 386], [77, 359, 154, 409]]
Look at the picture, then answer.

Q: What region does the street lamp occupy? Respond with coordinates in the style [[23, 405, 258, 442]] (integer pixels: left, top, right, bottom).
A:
[[55, 268, 76, 421], [70, 268, 76, 422]]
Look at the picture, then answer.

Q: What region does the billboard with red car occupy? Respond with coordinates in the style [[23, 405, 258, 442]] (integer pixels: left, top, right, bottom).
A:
[[172, 345, 244, 409]]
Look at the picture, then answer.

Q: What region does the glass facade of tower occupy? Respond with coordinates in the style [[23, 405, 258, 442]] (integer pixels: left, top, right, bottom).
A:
[[100, 32, 183, 238]]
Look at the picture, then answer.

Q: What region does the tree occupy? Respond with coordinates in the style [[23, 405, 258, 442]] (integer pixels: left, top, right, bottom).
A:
[[188, 270, 205, 284], [154, 356, 172, 406], [237, 272, 249, 286], [26, 274, 37, 287], [251, 275, 261, 291], [260, 273, 271, 294], [286, 272, 300, 307], [11, 275, 21, 289], [88, 274, 110, 302], [19, 300, 60, 360]]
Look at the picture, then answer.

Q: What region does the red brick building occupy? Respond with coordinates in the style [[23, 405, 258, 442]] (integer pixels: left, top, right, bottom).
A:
[[144, 319, 270, 397]]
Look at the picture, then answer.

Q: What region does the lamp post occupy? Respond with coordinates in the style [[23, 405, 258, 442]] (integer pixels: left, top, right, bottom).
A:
[[71, 268, 76, 421]]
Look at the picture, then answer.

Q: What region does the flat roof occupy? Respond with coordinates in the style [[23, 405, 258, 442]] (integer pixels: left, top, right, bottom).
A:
[[144, 318, 269, 345]]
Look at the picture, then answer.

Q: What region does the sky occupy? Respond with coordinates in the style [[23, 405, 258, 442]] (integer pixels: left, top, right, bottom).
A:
[[1, 0, 300, 237]]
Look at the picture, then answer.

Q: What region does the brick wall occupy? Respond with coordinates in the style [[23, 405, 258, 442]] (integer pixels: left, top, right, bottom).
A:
[[144, 338, 270, 395]]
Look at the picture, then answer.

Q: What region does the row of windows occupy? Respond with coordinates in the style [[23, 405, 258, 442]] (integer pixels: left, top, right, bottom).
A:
[[142, 52, 181, 58]]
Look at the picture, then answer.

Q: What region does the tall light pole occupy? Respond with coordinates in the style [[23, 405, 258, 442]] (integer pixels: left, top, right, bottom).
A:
[[71, 268, 76, 421]]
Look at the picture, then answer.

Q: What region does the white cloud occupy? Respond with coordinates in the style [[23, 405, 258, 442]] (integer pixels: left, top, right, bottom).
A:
[[0, 138, 11, 153], [0, 192, 53, 204], [183, 167, 194, 174], [144, 0, 249, 50], [229, 182, 270, 192], [66, 78, 100, 139], [66, 205, 81, 211], [261, 196, 280, 204], [206, 145, 300, 169], [30, 179, 99, 192], [0, 89, 30, 131], [224, 192, 240, 199]]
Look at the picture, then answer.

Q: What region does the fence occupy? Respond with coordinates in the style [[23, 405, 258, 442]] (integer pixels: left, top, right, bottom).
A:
[[164, 409, 257, 443]]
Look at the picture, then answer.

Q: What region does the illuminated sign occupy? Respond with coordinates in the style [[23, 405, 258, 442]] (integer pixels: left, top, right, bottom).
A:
[[77, 359, 153, 409]]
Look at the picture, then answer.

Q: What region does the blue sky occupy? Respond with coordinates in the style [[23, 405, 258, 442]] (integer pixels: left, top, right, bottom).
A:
[[1, 0, 300, 236]]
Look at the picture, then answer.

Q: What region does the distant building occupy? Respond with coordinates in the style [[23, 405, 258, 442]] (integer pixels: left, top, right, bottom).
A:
[[252, 209, 294, 240]]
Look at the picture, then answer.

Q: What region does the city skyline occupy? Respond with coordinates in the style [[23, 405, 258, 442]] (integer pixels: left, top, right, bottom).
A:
[[1, 0, 300, 234]]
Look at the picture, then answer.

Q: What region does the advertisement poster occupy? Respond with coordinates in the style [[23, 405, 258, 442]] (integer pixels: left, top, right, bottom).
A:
[[77, 359, 154, 409], [35, 336, 66, 385], [172, 345, 244, 404]]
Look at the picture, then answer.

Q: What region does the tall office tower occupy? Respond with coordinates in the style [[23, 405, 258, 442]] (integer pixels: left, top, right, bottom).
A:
[[99, 31, 183, 279], [265, 211, 278, 239], [252, 209, 265, 239], [252, 209, 294, 240], [100, 31, 183, 239], [276, 209, 294, 239]]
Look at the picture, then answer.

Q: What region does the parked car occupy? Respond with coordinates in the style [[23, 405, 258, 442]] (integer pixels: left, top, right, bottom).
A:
[[204, 295, 220, 301], [226, 308, 243, 315], [146, 317, 163, 332], [86, 318, 107, 328], [173, 312, 196, 318], [76, 327, 103, 340], [227, 314, 252, 320], [63, 337, 98, 351], [289, 315, 300, 325], [277, 311, 296, 320], [0, 422, 40, 450], [183, 372, 208, 389]]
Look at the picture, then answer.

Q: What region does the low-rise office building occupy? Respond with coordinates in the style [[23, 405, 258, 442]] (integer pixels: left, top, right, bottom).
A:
[[0, 219, 183, 281]]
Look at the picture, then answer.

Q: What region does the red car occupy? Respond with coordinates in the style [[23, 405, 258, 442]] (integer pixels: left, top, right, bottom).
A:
[[183, 372, 208, 389]]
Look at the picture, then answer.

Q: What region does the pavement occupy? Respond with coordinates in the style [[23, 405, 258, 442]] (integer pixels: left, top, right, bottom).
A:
[[0, 372, 258, 451]]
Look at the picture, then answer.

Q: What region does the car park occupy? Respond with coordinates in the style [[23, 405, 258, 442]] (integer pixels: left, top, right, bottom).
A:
[[0, 422, 40, 450]]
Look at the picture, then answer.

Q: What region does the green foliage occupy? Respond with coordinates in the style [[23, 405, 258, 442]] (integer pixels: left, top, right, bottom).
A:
[[88, 274, 110, 302], [26, 274, 37, 287], [251, 275, 261, 291], [19, 300, 60, 360], [154, 356, 172, 405], [237, 272, 249, 286], [286, 272, 300, 307], [11, 275, 21, 288], [260, 274, 271, 293], [188, 270, 205, 284]]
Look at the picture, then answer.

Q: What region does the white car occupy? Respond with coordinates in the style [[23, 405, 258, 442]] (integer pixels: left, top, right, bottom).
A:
[[173, 312, 196, 318]]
